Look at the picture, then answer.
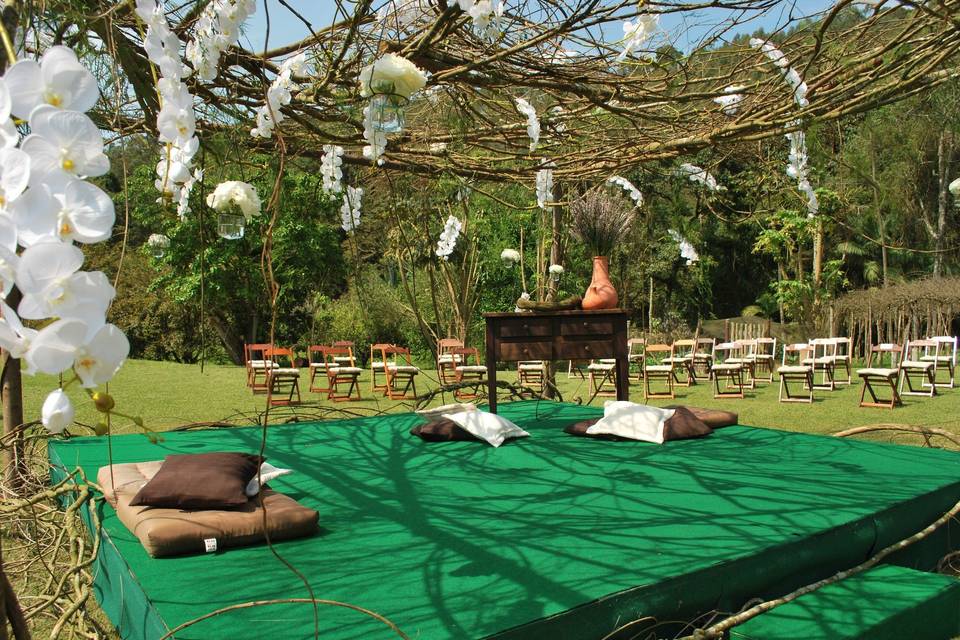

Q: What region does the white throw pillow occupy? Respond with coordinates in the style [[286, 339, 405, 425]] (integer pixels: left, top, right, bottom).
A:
[[416, 402, 478, 420], [585, 402, 676, 444], [245, 462, 293, 497], [444, 410, 530, 447]]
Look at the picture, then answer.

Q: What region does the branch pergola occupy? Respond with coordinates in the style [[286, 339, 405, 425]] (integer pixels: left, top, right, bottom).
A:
[[66, 0, 960, 185]]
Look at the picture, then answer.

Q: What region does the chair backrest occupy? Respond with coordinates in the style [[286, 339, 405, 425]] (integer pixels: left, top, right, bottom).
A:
[[325, 346, 355, 367], [925, 336, 958, 364], [713, 341, 741, 365], [671, 339, 695, 359], [782, 343, 811, 366], [453, 347, 480, 368], [627, 338, 645, 358], [644, 344, 672, 368], [246, 343, 273, 363], [807, 338, 832, 361], [437, 338, 464, 355], [332, 340, 354, 348], [905, 339, 938, 364], [695, 337, 715, 355], [381, 344, 413, 366], [737, 338, 758, 358], [370, 343, 394, 363], [827, 337, 851, 359], [754, 337, 777, 357], [266, 347, 295, 368], [308, 345, 327, 364], [868, 343, 903, 369]]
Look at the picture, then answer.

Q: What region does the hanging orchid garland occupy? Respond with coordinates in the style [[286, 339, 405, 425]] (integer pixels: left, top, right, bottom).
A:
[[668, 229, 699, 265], [340, 186, 364, 232], [679, 163, 724, 192], [515, 98, 540, 151], [186, 0, 257, 82], [435, 215, 462, 260], [251, 53, 308, 139], [607, 175, 643, 207], [535, 164, 553, 209], [0, 45, 131, 434]]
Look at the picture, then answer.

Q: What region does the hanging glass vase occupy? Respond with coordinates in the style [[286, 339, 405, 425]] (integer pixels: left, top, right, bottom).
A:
[[151, 245, 166, 258], [370, 93, 407, 133], [218, 213, 245, 240]]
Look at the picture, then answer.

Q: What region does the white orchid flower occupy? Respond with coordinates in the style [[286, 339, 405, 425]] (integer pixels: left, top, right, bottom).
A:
[[15, 242, 114, 323], [0, 119, 19, 149], [205, 180, 262, 221], [157, 102, 196, 144], [14, 180, 115, 246], [4, 46, 99, 119], [23, 317, 87, 376], [73, 323, 130, 388], [0, 214, 15, 252], [0, 245, 17, 296], [0, 301, 36, 359], [21, 106, 109, 187], [41, 389, 75, 434], [0, 148, 30, 211]]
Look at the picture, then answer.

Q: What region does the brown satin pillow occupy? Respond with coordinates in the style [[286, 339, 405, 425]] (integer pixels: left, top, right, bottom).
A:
[[130, 452, 263, 510], [410, 418, 481, 442], [664, 405, 738, 428], [663, 406, 713, 440], [563, 418, 628, 441]]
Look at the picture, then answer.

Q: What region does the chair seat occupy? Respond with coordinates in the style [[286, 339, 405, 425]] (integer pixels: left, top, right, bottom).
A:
[[724, 358, 747, 365], [309, 362, 326, 369], [331, 366, 362, 375], [457, 365, 488, 373], [388, 365, 420, 373], [920, 355, 954, 363], [519, 363, 544, 371], [248, 360, 279, 369], [751, 354, 775, 360], [588, 363, 615, 371], [778, 365, 812, 374], [645, 365, 673, 372], [437, 354, 462, 364], [271, 368, 300, 377], [858, 367, 898, 378], [369, 361, 385, 369], [712, 363, 742, 371], [802, 357, 833, 365], [900, 360, 934, 370], [827, 355, 849, 362], [662, 357, 690, 364], [332, 356, 353, 364]]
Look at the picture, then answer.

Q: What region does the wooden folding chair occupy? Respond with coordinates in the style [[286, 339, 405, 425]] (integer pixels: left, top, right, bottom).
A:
[[733, 339, 758, 389], [369, 343, 392, 393], [778, 343, 814, 403], [324, 346, 362, 401], [245, 343, 275, 393], [308, 345, 331, 393], [664, 338, 697, 386], [567, 360, 589, 379], [330, 341, 356, 367], [627, 338, 646, 381], [692, 337, 715, 379], [857, 343, 903, 409], [803, 338, 837, 391], [921, 336, 957, 389], [436, 338, 465, 385], [517, 360, 546, 393], [898, 339, 937, 398], [382, 345, 420, 400], [643, 344, 675, 400], [748, 337, 777, 383], [453, 347, 487, 400], [711, 341, 745, 399], [265, 347, 300, 406], [588, 359, 618, 398], [826, 337, 852, 385]]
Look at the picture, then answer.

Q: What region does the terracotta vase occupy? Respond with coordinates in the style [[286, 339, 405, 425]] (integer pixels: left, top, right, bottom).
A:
[[581, 256, 618, 310]]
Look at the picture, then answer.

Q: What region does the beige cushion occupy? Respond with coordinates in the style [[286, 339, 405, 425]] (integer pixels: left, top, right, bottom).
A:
[[858, 368, 898, 378], [457, 365, 487, 373], [369, 361, 385, 369], [900, 360, 934, 370], [920, 355, 953, 363], [388, 364, 420, 373], [645, 364, 673, 372], [519, 363, 544, 371], [97, 463, 318, 558], [588, 363, 614, 371], [331, 366, 362, 375], [248, 360, 278, 369], [778, 365, 812, 374], [271, 368, 300, 376], [712, 363, 742, 371]]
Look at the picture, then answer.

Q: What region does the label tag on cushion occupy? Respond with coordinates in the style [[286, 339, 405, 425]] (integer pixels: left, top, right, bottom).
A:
[[204, 538, 218, 553]]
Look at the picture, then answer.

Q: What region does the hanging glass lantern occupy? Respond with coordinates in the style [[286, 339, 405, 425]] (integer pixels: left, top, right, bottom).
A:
[[370, 93, 407, 133], [147, 234, 170, 258], [218, 213, 245, 240]]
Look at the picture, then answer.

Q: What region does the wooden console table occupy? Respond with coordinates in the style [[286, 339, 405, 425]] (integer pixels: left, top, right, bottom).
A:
[[483, 309, 629, 413]]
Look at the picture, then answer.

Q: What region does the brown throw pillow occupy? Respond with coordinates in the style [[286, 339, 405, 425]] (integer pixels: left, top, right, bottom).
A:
[[563, 418, 629, 441], [662, 406, 712, 440], [130, 452, 263, 510], [664, 405, 738, 429], [410, 418, 481, 442]]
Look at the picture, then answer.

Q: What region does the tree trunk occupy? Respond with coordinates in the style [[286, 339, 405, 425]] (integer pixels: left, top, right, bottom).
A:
[[544, 193, 562, 399], [933, 129, 954, 277], [210, 312, 246, 365], [812, 216, 824, 304]]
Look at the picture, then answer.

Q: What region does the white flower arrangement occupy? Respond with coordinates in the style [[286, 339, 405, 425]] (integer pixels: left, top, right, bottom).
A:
[[455, 0, 504, 38], [668, 230, 699, 265], [548, 264, 564, 275], [607, 175, 643, 207], [535, 165, 553, 209], [205, 180, 262, 221], [0, 45, 130, 434], [500, 248, 521, 265], [713, 85, 745, 115], [358, 53, 428, 99], [617, 14, 659, 62], [515, 98, 540, 151], [950, 177, 960, 198], [435, 215, 463, 260], [185, 0, 257, 83], [251, 52, 308, 139], [679, 163, 724, 192], [340, 186, 363, 232], [320, 145, 344, 193], [147, 233, 171, 249]]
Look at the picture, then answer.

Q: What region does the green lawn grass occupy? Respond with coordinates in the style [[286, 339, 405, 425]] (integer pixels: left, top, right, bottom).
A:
[[20, 359, 960, 444]]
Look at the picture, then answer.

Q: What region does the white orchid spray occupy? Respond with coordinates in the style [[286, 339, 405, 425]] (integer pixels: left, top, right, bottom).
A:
[[668, 230, 699, 265], [535, 164, 553, 209], [751, 38, 818, 217], [0, 45, 131, 435], [515, 98, 540, 151], [340, 186, 363, 233], [435, 215, 463, 260], [607, 175, 643, 207], [713, 85, 746, 115], [320, 145, 344, 193], [251, 52, 308, 139], [617, 14, 659, 62], [679, 163, 724, 192], [186, 0, 257, 82], [453, 0, 505, 38]]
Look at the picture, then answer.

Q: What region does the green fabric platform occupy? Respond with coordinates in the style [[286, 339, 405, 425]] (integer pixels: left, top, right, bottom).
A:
[[731, 564, 960, 640], [48, 401, 960, 640]]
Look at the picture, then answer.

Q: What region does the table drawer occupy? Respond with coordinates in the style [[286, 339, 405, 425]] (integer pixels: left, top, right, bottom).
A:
[[555, 339, 616, 360], [497, 318, 553, 338], [559, 319, 615, 336], [498, 340, 553, 361]]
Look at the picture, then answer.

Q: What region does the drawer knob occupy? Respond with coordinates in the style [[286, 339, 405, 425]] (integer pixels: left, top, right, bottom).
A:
[[523, 324, 529, 330], [584, 345, 591, 352], [583, 321, 588, 327]]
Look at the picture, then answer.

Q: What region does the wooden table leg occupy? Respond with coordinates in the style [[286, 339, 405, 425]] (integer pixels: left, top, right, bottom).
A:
[[486, 321, 498, 414], [616, 357, 630, 401]]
